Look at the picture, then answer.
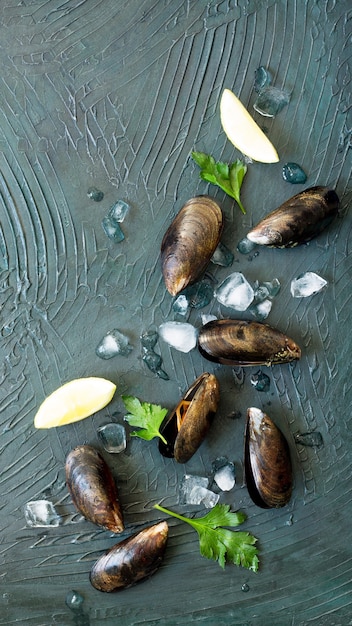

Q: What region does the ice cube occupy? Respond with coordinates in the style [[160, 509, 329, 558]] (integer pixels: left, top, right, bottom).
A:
[[102, 215, 125, 242], [250, 370, 270, 392], [201, 314, 217, 325], [290, 272, 327, 297], [179, 280, 213, 310], [24, 500, 61, 527], [294, 431, 323, 447], [249, 298, 272, 320], [159, 321, 198, 353], [96, 329, 133, 359], [215, 272, 254, 311], [212, 457, 236, 491], [211, 242, 234, 267], [172, 294, 189, 316], [191, 486, 220, 508], [254, 66, 272, 93], [97, 423, 127, 453], [108, 200, 130, 223], [140, 329, 159, 350], [237, 236, 257, 255], [214, 464, 235, 491], [179, 474, 208, 504], [142, 349, 169, 380], [253, 86, 290, 117], [282, 162, 307, 184]]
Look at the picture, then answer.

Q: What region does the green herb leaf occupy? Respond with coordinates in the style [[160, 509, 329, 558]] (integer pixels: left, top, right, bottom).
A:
[[122, 395, 168, 444], [192, 151, 247, 214], [154, 503, 259, 571]]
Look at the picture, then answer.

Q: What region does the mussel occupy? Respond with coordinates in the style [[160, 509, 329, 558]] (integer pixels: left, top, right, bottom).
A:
[[161, 196, 223, 296], [90, 521, 168, 592], [245, 407, 292, 508], [198, 319, 301, 366], [65, 445, 124, 533], [246, 186, 339, 248], [159, 372, 220, 463]]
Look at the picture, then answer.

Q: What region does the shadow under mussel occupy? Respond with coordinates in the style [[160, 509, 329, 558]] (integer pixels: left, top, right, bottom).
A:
[[159, 372, 220, 463], [90, 521, 168, 592], [244, 407, 292, 508]]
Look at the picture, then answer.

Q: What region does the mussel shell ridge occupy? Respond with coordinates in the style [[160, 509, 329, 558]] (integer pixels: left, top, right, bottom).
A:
[[65, 445, 124, 533], [90, 521, 168, 592], [161, 196, 223, 296], [159, 373, 220, 463], [246, 186, 339, 248], [245, 408, 292, 508], [198, 319, 301, 366]]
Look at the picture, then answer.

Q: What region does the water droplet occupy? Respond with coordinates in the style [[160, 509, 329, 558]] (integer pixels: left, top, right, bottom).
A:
[[87, 187, 104, 202], [241, 583, 250, 592], [66, 589, 84, 611], [250, 370, 270, 392]]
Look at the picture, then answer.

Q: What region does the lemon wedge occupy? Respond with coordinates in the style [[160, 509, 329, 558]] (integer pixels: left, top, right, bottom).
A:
[[220, 88, 279, 163], [34, 377, 116, 428]]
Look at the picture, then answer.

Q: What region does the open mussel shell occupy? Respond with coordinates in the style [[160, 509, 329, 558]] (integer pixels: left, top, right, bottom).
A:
[[246, 186, 339, 248], [159, 372, 220, 463], [161, 196, 223, 296], [65, 445, 124, 533], [198, 319, 301, 366], [245, 407, 292, 508], [90, 521, 168, 592]]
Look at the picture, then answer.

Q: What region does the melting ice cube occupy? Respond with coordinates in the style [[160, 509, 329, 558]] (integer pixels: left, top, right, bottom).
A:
[[96, 329, 133, 359], [179, 474, 208, 504], [290, 272, 327, 297], [97, 423, 127, 453], [215, 272, 254, 311], [253, 86, 290, 117], [159, 321, 198, 353], [109, 200, 130, 223], [24, 500, 61, 527], [211, 242, 234, 267], [212, 457, 236, 491]]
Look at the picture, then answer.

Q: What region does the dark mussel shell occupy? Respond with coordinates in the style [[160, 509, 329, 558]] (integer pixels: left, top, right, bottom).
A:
[[66, 445, 124, 533], [245, 407, 292, 508], [246, 186, 339, 248], [159, 373, 220, 463], [90, 521, 168, 592], [198, 319, 301, 366], [161, 196, 223, 296]]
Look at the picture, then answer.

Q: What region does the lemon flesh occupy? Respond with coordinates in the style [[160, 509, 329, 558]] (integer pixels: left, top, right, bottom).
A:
[[220, 89, 279, 163], [34, 377, 116, 428]]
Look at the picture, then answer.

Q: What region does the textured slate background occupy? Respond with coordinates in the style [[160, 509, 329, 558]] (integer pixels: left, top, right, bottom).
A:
[[0, 1, 351, 624]]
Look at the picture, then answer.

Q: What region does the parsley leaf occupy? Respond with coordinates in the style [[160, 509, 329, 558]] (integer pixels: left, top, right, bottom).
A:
[[192, 151, 247, 214], [154, 503, 259, 571], [122, 395, 168, 444]]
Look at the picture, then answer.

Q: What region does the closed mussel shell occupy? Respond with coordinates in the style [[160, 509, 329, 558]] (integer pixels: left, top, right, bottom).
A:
[[198, 319, 301, 366], [90, 521, 168, 592], [245, 408, 292, 508], [246, 186, 339, 247], [65, 445, 124, 533], [161, 196, 223, 296], [159, 373, 220, 463]]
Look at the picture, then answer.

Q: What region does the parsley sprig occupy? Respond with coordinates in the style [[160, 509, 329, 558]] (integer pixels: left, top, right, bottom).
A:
[[192, 151, 247, 214], [122, 395, 168, 444], [154, 503, 259, 571]]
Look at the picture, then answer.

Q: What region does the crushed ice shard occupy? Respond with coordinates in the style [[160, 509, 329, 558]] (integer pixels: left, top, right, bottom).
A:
[[96, 329, 133, 358], [159, 321, 198, 353], [24, 500, 61, 527], [215, 272, 254, 311], [253, 86, 290, 117], [290, 272, 327, 297], [282, 163, 307, 184]]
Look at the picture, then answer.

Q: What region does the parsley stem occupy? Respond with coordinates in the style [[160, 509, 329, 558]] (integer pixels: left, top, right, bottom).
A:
[[158, 433, 168, 446], [154, 503, 187, 523]]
